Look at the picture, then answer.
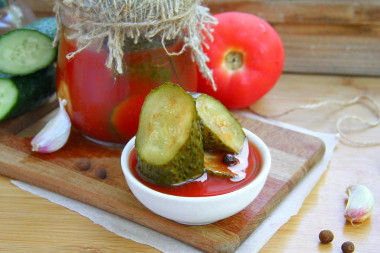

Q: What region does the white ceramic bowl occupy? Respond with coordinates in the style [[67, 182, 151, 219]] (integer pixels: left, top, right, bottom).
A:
[[120, 128, 271, 225]]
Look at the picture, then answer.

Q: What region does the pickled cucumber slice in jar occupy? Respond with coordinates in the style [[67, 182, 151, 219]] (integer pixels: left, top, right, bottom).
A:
[[195, 93, 246, 154], [135, 83, 204, 186]]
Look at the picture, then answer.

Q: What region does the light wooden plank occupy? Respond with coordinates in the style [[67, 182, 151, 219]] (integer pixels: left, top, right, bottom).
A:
[[205, 0, 380, 25], [0, 112, 324, 252]]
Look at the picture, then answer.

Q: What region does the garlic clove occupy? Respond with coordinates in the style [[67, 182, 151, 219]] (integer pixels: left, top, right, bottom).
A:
[[345, 184, 374, 224], [31, 98, 71, 153]]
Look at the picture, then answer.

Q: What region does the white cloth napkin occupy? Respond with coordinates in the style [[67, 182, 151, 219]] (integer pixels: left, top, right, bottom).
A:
[[12, 113, 339, 253]]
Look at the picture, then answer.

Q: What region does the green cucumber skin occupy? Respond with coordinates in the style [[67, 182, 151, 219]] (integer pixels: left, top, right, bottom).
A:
[[137, 118, 204, 186], [136, 83, 205, 186], [196, 94, 246, 154], [24, 17, 57, 40], [199, 119, 239, 153], [0, 65, 56, 121]]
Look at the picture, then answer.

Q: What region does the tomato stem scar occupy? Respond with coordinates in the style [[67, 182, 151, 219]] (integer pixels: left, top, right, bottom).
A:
[[224, 50, 244, 71]]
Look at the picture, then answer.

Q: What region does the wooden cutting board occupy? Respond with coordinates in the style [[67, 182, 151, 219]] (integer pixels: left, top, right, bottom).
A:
[[0, 103, 325, 253]]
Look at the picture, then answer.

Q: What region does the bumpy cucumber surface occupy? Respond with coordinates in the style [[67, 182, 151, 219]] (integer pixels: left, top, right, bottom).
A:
[[195, 93, 246, 154], [0, 17, 57, 75], [0, 65, 56, 121], [24, 17, 57, 40], [135, 83, 204, 186]]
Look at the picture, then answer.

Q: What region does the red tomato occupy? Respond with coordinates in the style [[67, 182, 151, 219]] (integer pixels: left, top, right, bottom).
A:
[[197, 12, 284, 109], [111, 93, 147, 141]]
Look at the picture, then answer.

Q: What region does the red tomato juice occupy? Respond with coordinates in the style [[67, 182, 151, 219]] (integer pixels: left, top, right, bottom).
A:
[[56, 32, 197, 144], [128, 141, 262, 197]]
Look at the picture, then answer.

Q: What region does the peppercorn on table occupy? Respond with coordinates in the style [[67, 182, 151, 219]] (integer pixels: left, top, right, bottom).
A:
[[0, 73, 379, 252]]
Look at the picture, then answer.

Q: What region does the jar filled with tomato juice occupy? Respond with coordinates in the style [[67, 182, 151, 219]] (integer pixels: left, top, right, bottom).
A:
[[54, 0, 216, 145], [57, 29, 197, 144]]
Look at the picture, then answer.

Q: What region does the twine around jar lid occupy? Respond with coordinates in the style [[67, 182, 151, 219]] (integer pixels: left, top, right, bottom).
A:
[[53, 0, 217, 89]]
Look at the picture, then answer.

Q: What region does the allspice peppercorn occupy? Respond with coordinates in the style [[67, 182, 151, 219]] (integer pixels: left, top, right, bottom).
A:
[[222, 154, 238, 166], [319, 230, 334, 244], [341, 241, 355, 253], [96, 168, 107, 179], [75, 158, 91, 171]]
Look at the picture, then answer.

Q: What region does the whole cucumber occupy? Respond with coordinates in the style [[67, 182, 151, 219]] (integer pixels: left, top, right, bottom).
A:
[[0, 65, 56, 121]]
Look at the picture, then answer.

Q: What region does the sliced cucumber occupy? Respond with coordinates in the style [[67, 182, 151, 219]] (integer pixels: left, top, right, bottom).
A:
[[195, 93, 246, 154], [0, 29, 56, 75], [0, 17, 57, 75], [0, 78, 18, 119], [136, 83, 204, 186], [0, 65, 56, 121], [204, 152, 238, 178]]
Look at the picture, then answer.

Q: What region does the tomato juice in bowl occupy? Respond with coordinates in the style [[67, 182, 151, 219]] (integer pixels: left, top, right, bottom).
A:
[[129, 138, 262, 197], [121, 128, 271, 225], [56, 29, 197, 145]]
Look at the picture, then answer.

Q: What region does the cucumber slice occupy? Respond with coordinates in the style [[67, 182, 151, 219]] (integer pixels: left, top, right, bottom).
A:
[[204, 152, 238, 178], [0, 28, 57, 75], [136, 83, 204, 186], [0, 79, 18, 120], [0, 65, 56, 121], [195, 93, 246, 154]]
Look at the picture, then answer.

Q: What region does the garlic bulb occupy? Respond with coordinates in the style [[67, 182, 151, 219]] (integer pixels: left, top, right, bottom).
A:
[[345, 184, 374, 224], [31, 98, 71, 153]]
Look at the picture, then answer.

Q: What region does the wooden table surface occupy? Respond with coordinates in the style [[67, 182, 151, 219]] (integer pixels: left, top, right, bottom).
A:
[[0, 73, 379, 252]]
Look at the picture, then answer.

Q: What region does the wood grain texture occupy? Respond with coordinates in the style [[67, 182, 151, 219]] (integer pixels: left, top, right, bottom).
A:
[[250, 73, 380, 253], [204, 0, 380, 77], [20, 0, 380, 76], [205, 0, 380, 25], [2, 2, 379, 252], [1, 73, 379, 252], [0, 109, 324, 252], [25, 0, 380, 25]]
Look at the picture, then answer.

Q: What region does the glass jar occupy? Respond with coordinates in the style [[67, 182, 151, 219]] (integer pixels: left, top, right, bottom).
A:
[[0, 0, 35, 34], [56, 10, 198, 145]]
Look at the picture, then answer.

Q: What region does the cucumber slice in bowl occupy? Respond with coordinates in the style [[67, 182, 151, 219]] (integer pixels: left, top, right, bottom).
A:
[[0, 29, 57, 75], [195, 93, 246, 154], [135, 83, 204, 186]]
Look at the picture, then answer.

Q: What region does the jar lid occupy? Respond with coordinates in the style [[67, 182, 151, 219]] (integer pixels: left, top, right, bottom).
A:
[[54, 0, 217, 88]]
